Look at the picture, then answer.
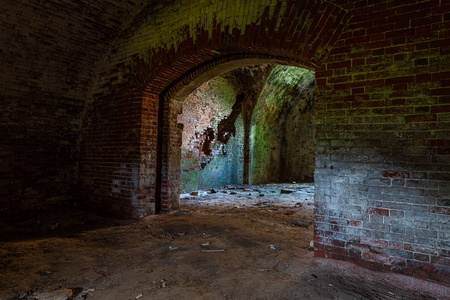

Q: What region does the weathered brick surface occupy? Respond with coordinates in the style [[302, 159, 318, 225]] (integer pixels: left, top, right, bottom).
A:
[[1, 0, 448, 284], [314, 0, 450, 284], [251, 66, 317, 184], [0, 0, 151, 220], [179, 77, 244, 193], [76, 0, 348, 218]]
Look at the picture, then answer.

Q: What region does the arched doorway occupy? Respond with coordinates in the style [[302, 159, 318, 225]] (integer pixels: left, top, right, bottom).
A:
[[74, 0, 450, 286]]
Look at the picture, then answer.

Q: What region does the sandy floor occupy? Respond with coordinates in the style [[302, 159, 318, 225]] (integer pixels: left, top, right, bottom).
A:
[[0, 184, 448, 300]]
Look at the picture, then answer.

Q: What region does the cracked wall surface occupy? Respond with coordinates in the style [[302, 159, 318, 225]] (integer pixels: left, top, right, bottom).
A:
[[179, 78, 244, 193]]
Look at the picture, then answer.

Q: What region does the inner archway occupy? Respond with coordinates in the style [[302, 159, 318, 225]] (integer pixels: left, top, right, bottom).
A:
[[154, 57, 312, 213], [176, 63, 317, 226], [176, 63, 316, 190]]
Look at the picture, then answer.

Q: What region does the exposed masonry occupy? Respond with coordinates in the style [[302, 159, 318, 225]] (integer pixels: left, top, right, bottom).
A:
[[251, 66, 317, 184], [228, 65, 274, 184], [179, 78, 244, 193], [201, 128, 215, 156], [1, 0, 449, 284], [314, 0, 450, 284], [179, 65, 275, 193], [217, 93, 244, 145]]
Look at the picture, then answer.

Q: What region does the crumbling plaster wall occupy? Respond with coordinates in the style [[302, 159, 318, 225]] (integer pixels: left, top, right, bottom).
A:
[[179, 78, 244, 193], [179, 64, 273, 192]]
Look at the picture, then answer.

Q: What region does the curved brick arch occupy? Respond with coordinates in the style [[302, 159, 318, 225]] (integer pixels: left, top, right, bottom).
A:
[[161, 55, 305, 102], [76, 0, 450, 284], [152, 55, 312, 213], [131, 0, 350, 213], [79, 0, 351, 219], [126, 0, 350, 96]]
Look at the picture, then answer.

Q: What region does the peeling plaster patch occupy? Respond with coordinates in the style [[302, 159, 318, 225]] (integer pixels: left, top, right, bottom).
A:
[[217, 93, 244, 144]]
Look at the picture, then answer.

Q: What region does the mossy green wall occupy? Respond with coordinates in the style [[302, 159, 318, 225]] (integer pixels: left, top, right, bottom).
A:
[[250, 65, 315, 184]]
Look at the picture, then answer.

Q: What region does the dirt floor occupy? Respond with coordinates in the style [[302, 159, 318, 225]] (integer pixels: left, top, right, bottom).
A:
[[0, 183, 449, 300]]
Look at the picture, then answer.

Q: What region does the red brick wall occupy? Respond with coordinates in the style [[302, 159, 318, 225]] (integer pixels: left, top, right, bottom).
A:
[[78, 0, 348, 217], [0, 0, 149, 220], [2, 0, 448, 284], [314, 0, 450, 284], [180, 79, 244, 193], [78, 0, 449, 283]]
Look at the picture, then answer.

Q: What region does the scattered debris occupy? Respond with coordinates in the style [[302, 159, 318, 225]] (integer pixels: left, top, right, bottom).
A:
[[201, 249, 226, 253], [37, 270, 53, 276], [172, 209, 191, 216], [33, 289, 73, 300], [270, 245, 276, 250], [158, 279, 167, 288], [292, 219, 310, 227], [169, 246, 179, 251], [135, 293, 143, 299], [273, 260, 281, 268], [280, 189, 294, 194], [255, 201, 273, 208], [200, 232, 214, 238], [201, 242, 210, 247], [307, 274, 318, 282], [2, 182, 440, 300], [73, 289, 94, 300]]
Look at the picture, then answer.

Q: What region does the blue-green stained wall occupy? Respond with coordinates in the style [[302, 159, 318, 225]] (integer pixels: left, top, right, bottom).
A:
[[180, 77, 243, 193]]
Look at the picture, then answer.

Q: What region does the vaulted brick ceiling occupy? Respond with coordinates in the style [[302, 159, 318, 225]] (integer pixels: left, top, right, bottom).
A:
[[1, 0, 149, 98]]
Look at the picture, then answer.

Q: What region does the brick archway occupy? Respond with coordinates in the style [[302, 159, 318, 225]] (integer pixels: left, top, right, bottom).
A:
[[77, 0, 450, 284], [78, 0, 349, 219], [133, 1, 349, 216], [154, 56, 310, 213]]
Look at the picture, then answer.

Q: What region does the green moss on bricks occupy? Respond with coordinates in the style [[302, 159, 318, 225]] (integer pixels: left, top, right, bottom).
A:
[[250, 65, 315, 184], [122, 0, 287, 57]]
